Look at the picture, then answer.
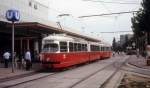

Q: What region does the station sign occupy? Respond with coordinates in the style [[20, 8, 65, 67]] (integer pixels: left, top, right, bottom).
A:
[[6, 9, 20, 22]]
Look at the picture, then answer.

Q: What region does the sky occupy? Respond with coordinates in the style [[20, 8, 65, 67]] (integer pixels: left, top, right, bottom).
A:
[[36, 0, 142, 44]]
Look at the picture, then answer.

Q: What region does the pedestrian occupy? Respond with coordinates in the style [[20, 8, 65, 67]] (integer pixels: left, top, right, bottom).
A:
[[24, 50, 32, 70], [3, 51, 10, 68], [136, 49, 140, 58], [112, 52, 115, 57]]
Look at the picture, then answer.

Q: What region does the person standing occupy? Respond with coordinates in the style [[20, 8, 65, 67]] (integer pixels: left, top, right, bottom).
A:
[[136, 48, 140, 58], [3, 51, 10, 68], [24, 50, 32, 70]]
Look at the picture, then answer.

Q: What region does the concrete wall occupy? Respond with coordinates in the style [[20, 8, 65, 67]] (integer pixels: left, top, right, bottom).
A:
[[0, 0, 49, 24]]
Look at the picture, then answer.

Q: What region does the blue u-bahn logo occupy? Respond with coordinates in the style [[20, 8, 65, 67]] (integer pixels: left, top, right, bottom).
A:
[[6, 9, 20, 22]]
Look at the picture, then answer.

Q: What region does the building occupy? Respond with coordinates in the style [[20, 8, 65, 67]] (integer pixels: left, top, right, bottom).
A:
[[120, 34, 133, 46]]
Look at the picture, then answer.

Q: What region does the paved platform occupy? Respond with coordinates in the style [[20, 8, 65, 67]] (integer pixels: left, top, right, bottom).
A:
[[0, 62, 41, 80], [128, 55, 150, 70], [0, 55, 149, 84]]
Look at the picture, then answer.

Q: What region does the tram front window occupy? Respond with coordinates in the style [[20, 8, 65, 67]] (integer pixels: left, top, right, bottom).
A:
[[43, 43, 58, 52]]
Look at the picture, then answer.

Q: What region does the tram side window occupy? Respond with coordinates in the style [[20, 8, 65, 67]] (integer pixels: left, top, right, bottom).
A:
[[81, 44, 87, 51], [100, 46, 101, 51], [60, 42, 67, 52], [103, 47, 105, 51], [90, 45, 94, 51], [85, 44, 87, 51], [74, 43, 78, 51], [101, 47, 104, 51], [43, 43, 58, 52], [78, 43, 81, 51], [90, 45, 99, 51], [104, 47, 106, 51], [69, 42, 74, 52], [81, 44, 84, 51], [107, 47, 109, 51], [96, 46, 100, 51]]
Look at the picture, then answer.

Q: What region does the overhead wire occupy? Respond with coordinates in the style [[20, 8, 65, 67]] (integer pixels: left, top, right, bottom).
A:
[[78, 11, 140, 18], [100, 31, 132, 33], [82, 0, 140, 5]]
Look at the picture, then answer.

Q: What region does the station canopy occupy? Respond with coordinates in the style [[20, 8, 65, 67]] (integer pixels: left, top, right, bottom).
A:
[[0, 21, 100, 42]]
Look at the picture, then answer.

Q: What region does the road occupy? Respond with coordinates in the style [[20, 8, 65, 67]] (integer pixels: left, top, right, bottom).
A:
[[0, 55, 129, 88]]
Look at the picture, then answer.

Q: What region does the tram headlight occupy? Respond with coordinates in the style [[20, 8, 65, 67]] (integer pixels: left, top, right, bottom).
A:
[[63, 54, 66, 59], [46, 58, 50, 61]]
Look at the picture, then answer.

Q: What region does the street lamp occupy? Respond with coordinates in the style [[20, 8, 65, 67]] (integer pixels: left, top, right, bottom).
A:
[[6, 9, 20, 73]]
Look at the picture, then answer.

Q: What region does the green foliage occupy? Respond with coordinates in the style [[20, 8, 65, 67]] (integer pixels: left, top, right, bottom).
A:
[[132, 0, 150, 42], [131, 9, 144, 37]]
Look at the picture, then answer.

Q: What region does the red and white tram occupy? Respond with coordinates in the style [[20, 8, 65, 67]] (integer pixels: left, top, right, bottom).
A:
[[40, 34, 112, 69]]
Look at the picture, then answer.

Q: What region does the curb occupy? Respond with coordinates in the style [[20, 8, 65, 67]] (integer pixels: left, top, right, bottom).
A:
[[126, 62, 150, 71], [0, 70, 40, 83]]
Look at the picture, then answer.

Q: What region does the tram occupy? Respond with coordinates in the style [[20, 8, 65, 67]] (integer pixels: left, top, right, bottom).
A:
[[40, 34, 112, 69]]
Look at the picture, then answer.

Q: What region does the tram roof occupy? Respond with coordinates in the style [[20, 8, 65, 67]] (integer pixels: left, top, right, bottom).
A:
[[43, 34, 74, 42], [5, 22, 100, 42]]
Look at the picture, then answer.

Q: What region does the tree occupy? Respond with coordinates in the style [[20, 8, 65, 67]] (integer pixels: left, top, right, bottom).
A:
[[112, 37, 117, 51], [132, 0, 150, 44]]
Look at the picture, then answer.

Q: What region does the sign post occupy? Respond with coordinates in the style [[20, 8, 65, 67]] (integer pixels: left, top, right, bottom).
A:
[[6, 9, 20, 73]]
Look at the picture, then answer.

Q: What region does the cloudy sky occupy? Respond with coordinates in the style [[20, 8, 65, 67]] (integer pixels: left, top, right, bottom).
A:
[[36, 0, 142, 44]]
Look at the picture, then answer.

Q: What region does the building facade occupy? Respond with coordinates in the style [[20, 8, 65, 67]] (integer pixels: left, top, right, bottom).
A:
[[0, 0, 49, 23], [0, 0, 51, 61], [120, 34, 133, 46]]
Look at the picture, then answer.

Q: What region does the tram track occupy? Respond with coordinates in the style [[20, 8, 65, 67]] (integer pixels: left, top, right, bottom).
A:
[[0, 70, 57, 88], [68, 62, 117, 88], [68, 56, 129, 88], [98, 56, 131, 88], [121, 62, 150, 76], [0, 71, 38, 83], [2, 60, 117, 88]]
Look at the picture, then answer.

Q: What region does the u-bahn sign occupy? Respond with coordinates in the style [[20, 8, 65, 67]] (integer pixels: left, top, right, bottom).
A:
[[5, 9, 20, 73], [6, 9, 20, 22]]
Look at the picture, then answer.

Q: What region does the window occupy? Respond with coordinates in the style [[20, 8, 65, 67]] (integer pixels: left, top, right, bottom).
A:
[[69, 42, 74, 52], [34, 4, 38, 10], [78, 43, 81, 51], [43, 43, 58, 52], [60, 42, 67, 52], [29, 1, 32, 7], [81, 44, 85, 51], [101, 47, 104, 51], [74, 43, 78, 51], [90, 45, 99, 51], [81, 44, 87, 51]]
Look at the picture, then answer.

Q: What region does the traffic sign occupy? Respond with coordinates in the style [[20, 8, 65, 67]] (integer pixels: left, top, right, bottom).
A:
[[6, 9, 20, 22]]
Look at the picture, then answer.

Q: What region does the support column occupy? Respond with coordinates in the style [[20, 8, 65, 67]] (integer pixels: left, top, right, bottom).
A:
[[20, 38, 22, 54], [34, 40, 39, 53], [27, 39, 30, 50]]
